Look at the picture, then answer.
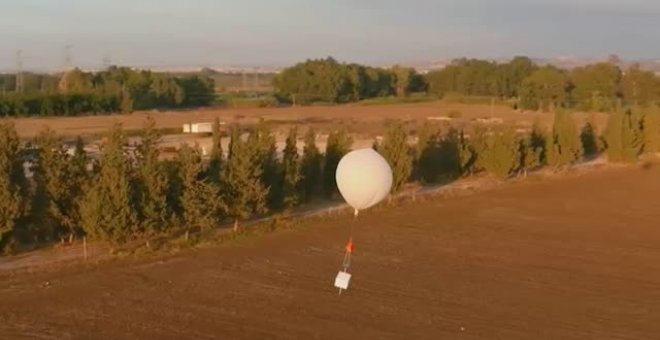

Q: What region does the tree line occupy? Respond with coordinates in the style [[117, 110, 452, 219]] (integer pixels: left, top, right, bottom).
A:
[[0, 66, 215, 117], [0, 118, 352, 252], [373, 106, 660, 191], [428, 58, 660, 112], [273, 57, 426, 104], [4, 57, 658, 116], [275, 56, 660, 112], [2, 107, 659, 253]]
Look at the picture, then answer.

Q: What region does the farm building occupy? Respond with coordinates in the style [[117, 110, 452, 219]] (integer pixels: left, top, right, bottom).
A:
[[182, 121, 225, 134]]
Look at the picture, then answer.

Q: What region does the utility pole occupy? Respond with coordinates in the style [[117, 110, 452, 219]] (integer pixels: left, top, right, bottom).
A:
[[15, 49, 23, 93], [58, 45, 73, 93], [102, 55, 112, 70], [64, 45, 73, 71]]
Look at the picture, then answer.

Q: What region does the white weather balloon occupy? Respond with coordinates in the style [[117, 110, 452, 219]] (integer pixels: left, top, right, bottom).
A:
[[336, 148, 393, 212]]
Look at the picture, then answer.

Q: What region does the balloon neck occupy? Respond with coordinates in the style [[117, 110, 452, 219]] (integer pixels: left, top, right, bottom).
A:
[[353, 209, 359, 218]]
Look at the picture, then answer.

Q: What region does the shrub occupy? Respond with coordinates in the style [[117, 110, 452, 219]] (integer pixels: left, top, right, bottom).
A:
[[479, 127, 520, 178], [378, 121, 413, 193], [643, 107, 660, 154], [447, 110, 462, 118], [546, 110, 583, 168]]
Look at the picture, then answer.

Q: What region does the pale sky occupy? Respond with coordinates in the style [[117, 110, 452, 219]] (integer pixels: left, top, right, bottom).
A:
[[2, 0, 660, 71]]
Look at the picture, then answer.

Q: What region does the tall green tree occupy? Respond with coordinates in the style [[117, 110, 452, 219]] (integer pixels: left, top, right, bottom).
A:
[[621, 65, 659, 106], [545, 111, 584, 167], [120, 87, 134, 113], [391, 65, 414, 97], [71, 137, 89, 176], [519, 66, 570, 111], [417, 127, 469, 182], [455, 129, 477, 176], [580, 118, 602, 158], [378, 121, 413, 193], [222, 127, 268, 231], [249, 121, 281, 210], [518, 122, 546, 175], [465, 125, 490, 173], [175, 144, 225, 233], [604, 109, 644, 162], [497, 56, 537, 98], [323, 129, 352, 198], [80, 123, 137, 243], [273, 57, 356, 104], [570, 63, 622, 111], [31, 128, 82, 242], [412, 122, 436, 181], [643, 107, 660, 153], [300, 128, 322, 202], [425, 58, 499, 97], [69, 136, 90, 235], [281, 127, 301, 209], [135, 116, 170, 233], [58, 68, 93, 93], [453, 58, 497, 96], [207, 117, 224, 183], [479, 127, 520, 178], [0, 122, 29, 248], [417, 129, 443, 183]]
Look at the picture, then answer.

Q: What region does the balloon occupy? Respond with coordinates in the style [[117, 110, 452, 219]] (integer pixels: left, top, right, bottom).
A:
[[336, 148, 393, 211]]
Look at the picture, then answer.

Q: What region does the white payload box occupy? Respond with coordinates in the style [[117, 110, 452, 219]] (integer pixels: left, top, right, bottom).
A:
[[334, 271, 351, 291]]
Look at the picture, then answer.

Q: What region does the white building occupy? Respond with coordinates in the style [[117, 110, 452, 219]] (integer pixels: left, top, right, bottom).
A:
[[182, 121, 225, 134]]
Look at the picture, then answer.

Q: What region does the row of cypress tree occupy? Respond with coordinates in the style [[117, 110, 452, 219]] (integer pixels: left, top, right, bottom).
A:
[[375, 107, 660, 195], [0, 118, 353, 252], [2, 108, 659, 252]]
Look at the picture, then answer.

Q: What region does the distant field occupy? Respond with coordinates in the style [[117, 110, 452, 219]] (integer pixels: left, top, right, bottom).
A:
[[6, 101, 609, 141]]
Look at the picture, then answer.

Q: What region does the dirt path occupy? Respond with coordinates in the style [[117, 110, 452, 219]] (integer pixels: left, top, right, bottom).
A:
[[2, 165, 660, 339]]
